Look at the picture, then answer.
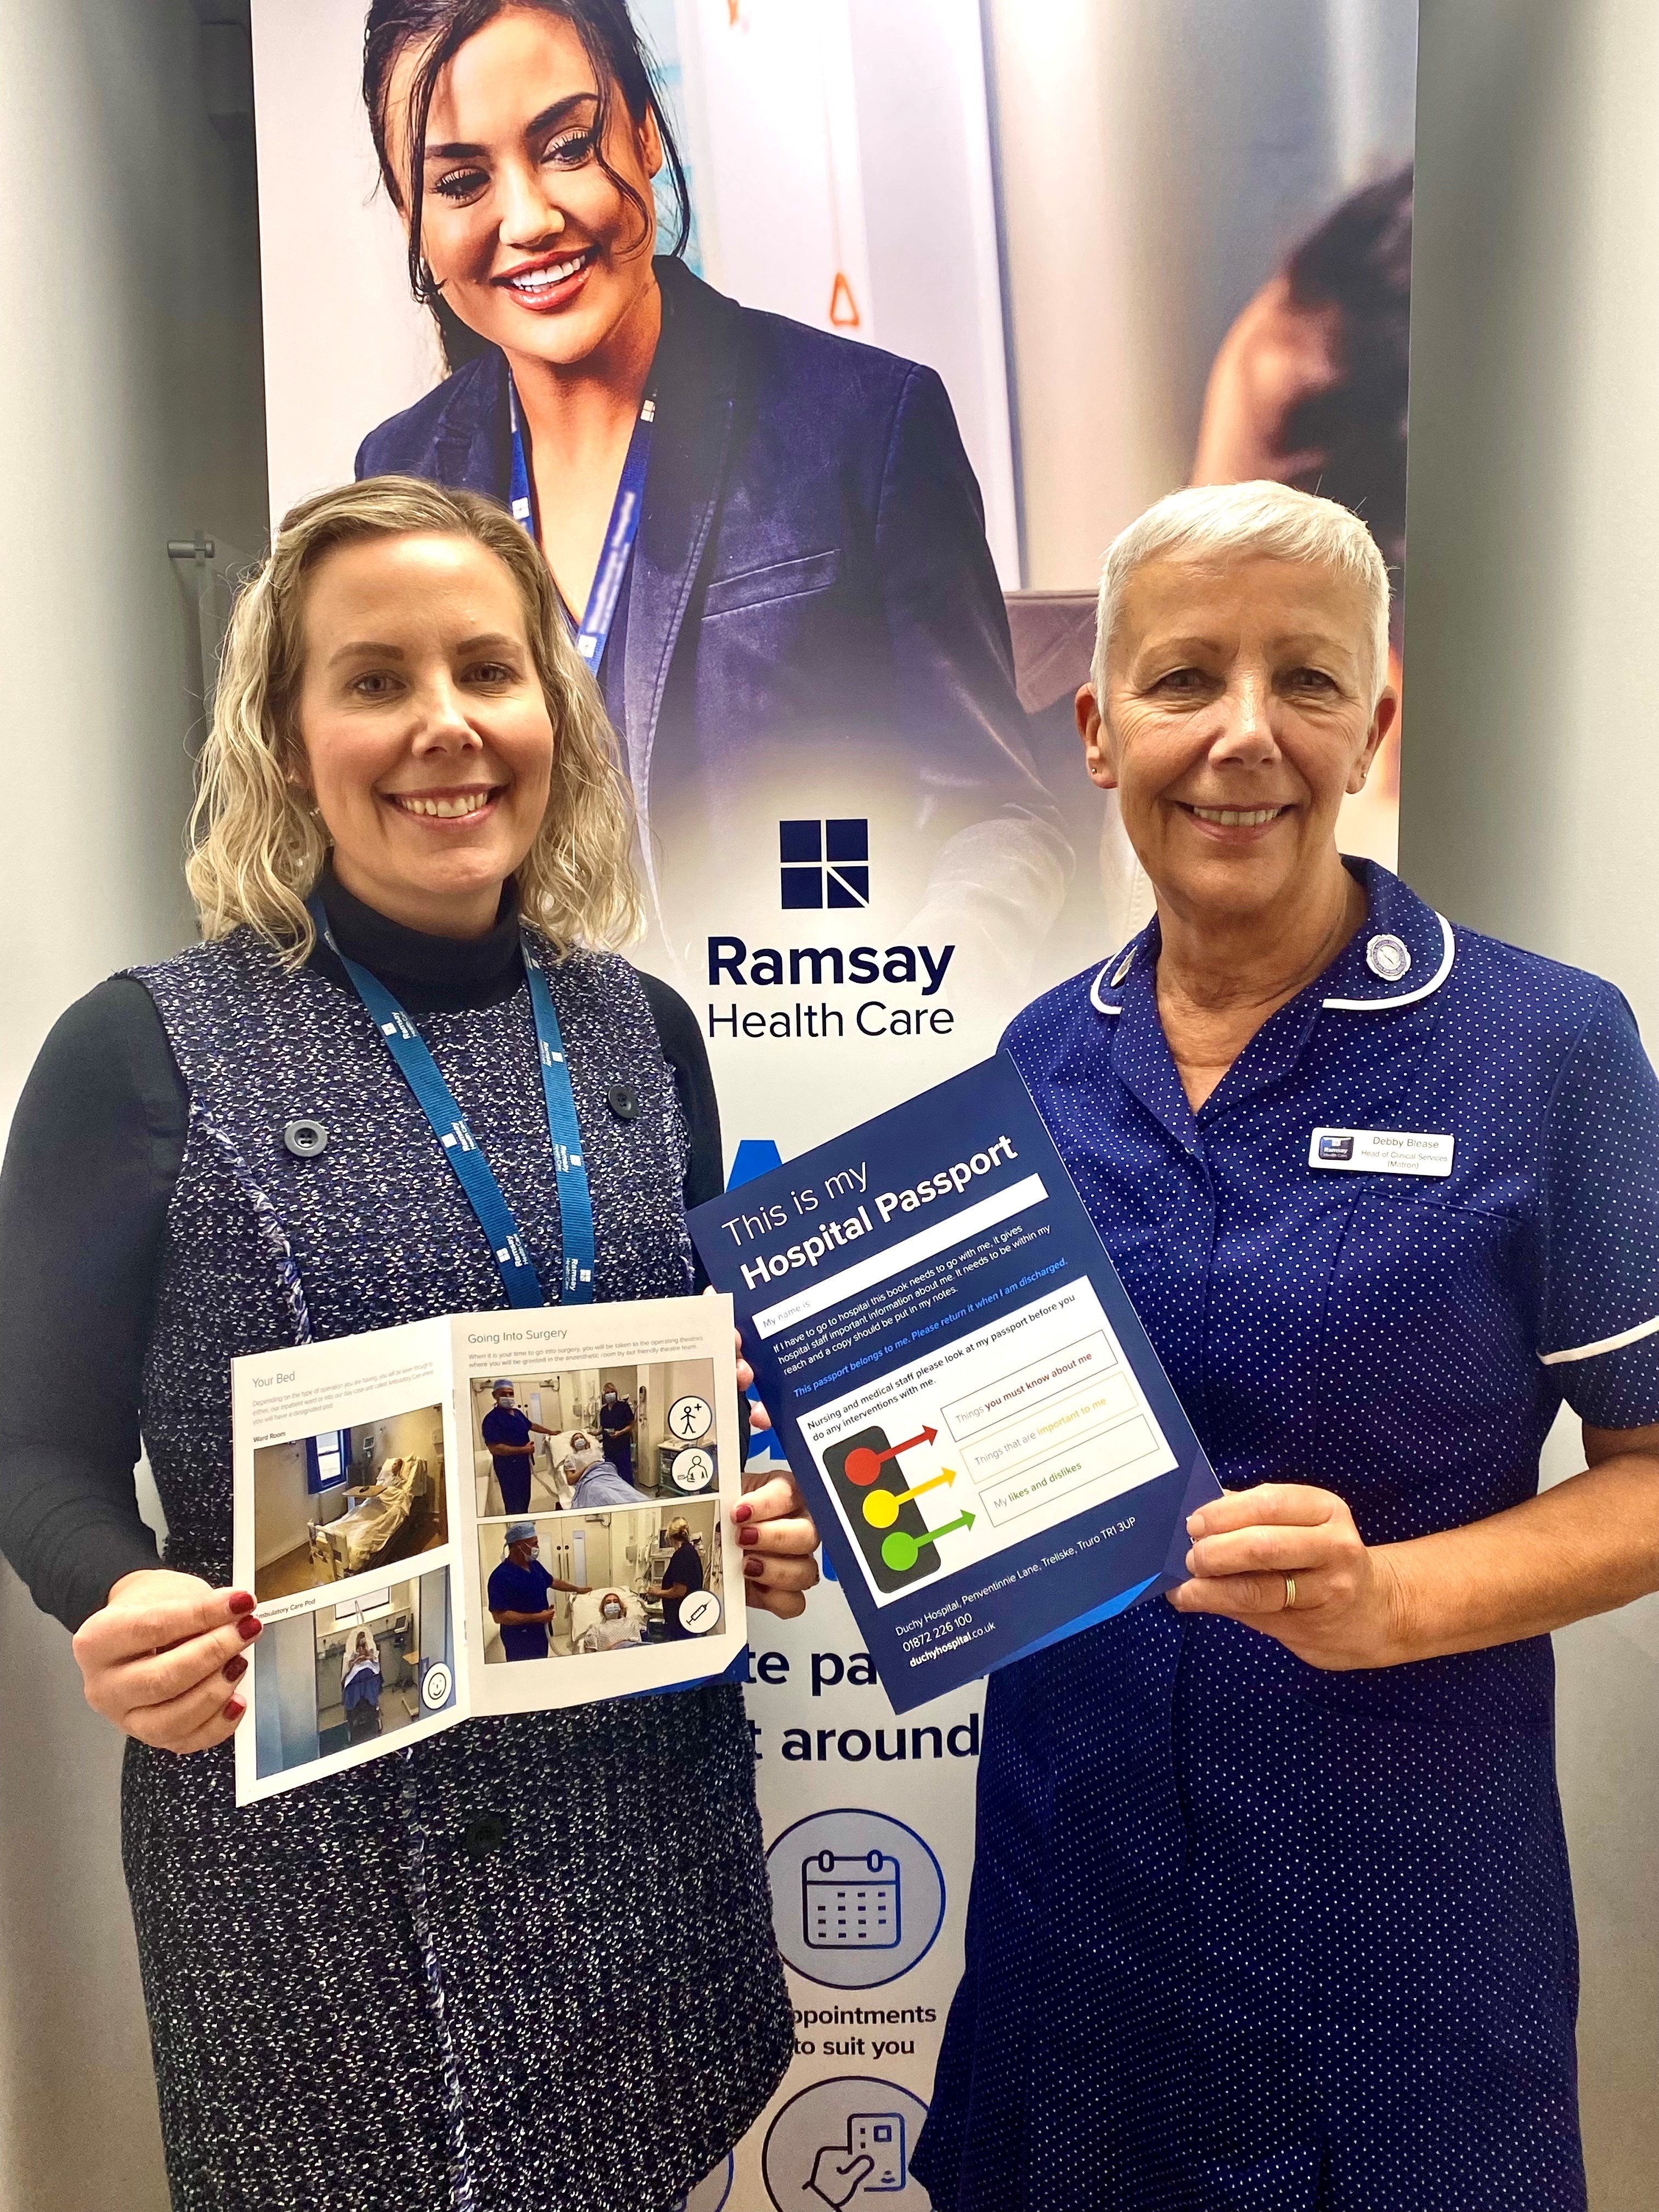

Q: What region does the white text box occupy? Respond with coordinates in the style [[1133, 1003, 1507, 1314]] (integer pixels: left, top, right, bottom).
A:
[[980, 1414, 1165, 1527], [940, 1331, 1115, 1442]]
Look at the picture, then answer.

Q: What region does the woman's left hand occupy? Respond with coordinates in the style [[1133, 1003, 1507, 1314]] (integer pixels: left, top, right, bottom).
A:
[[734, 1469, 820, 1618], [1168, 1482, 1409, 1670], [728, 1322, 819, 1616], [734, 1327, 771, 1432]]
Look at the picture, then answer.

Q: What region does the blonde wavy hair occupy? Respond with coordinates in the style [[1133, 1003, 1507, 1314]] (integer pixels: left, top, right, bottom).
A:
[[187, 475, 643, 962]]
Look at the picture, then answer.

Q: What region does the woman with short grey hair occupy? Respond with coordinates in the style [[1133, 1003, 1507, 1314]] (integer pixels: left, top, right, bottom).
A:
[[915, 481, 1659, 2212]]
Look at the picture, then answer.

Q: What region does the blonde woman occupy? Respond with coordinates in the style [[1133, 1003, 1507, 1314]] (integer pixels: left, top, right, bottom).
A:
[[0, 477, 817, 2211], [645, 1516, 704, 1639]]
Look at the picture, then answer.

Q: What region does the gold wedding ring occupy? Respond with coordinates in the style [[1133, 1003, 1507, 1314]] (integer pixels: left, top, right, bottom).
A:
[[1283, 1575, 1297, 1612]]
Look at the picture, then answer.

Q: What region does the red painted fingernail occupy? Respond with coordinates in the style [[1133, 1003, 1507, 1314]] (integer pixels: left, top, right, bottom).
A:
[[732, 1502, 752, 1523], [238, 1615, 263, 1641], [228, 1590, 256, 1616], [738, 1526, 760, 1548], [223, 1697, 246, 1720], [743, 1558, 768, 1581], [224, 1655, 248, 1684]]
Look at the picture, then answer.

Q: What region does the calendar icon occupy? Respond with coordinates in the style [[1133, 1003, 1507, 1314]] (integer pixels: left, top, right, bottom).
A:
[[801, 1848, 902, 1949]]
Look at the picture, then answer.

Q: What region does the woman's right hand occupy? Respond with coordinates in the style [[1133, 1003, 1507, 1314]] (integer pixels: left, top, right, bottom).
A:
[[71, 1570, 262, 1753]]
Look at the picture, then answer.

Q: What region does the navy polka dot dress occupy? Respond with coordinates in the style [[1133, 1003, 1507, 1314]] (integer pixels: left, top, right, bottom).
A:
[[913, 862, 1659, 2212]]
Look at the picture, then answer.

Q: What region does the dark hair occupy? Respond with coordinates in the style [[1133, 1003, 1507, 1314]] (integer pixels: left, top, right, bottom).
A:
[[1279, 162, 1413, 640], [363, 0, 691, 369]]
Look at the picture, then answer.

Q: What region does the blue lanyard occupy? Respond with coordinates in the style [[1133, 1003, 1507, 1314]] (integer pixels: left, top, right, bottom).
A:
[[507, 375, 655, 672], [308, 899, 595, 1307]]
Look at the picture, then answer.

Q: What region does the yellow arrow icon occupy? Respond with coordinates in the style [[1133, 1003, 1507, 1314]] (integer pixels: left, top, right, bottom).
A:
[[862, 1468, 957, 1530]]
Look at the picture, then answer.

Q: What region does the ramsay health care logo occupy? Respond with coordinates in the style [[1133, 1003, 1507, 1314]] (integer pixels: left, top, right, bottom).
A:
[[781, 819, 870, 910], [703, 814, 953, 1041]]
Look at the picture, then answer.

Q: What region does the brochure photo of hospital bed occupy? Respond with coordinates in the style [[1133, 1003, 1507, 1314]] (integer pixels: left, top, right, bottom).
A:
[[250, 1564, 458, 1782], [468, 1358, 722, 1516], [251, 1401, 449, 1602]]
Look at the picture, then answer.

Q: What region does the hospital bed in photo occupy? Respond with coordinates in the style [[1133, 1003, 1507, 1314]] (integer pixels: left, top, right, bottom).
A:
[[316, 1610, 417, 1717], [474, 1429, 616, 1516], [308, 1455, 428, 1582]]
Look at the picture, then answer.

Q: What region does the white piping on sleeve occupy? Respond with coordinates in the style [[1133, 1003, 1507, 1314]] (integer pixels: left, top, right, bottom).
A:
[[1539, 1310, 1659, 1365], [1324, 914, 1457, 1011]]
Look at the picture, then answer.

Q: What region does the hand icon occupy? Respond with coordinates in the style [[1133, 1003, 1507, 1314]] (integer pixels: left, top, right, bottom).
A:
[[806, 2146, 874, 2207]]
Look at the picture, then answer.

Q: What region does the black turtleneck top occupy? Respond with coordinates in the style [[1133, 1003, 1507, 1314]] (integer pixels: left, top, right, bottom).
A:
[[0, 874, 721, 1632]]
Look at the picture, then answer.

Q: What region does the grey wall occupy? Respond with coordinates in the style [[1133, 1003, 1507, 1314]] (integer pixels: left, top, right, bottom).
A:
[[1404, 4, 1659, 2205], [0, 3, 264, 2207]]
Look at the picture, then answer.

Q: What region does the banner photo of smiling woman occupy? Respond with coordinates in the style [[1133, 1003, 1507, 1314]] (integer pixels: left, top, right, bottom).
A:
[[355, 0, 1066, 1006]]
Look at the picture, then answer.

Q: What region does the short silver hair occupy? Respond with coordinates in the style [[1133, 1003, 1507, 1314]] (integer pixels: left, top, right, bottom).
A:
[[1091, 480, 1392, 707]]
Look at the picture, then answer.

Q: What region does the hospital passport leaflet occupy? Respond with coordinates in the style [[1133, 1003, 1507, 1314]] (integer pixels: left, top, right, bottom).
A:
[[230, 1295, 745, 1805], [688, 1054, 1222, 1713]]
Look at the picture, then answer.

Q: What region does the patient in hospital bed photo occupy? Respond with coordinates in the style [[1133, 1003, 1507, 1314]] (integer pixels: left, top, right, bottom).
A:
[[250, 1568, 456, 1781], [575, 1592, 643, 1655], [469, 1361, 721, 1520], [478, 1501, 723, 1666], [252, 1402, 449, 1602]]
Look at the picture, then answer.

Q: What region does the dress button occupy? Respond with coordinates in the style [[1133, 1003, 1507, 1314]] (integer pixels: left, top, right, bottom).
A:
[[1365, 932, 1412, 982], [283, 1117, 329, 1159], [463, 1814, 506, 1859], [607, 1082, 641, 1123]]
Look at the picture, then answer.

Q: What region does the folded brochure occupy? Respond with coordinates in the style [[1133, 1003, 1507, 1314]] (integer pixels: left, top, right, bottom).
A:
[[689, 1053, 1221, 1711], [232, 1294, 744, 1803]]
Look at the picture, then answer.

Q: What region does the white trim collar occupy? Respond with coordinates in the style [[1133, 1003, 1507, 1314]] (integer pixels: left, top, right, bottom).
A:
[[1088, 895, 1454, 1022], [1323, 913, 1457, 1012], [1090, 962, 1124, 1017]]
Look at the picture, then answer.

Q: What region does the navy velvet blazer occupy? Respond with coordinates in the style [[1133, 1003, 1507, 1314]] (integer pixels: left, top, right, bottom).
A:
[[357, 259, 1067, 974]]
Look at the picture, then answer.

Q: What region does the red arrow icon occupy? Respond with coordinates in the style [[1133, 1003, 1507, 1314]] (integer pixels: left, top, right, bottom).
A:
[[844, 1426, 937, 1488]]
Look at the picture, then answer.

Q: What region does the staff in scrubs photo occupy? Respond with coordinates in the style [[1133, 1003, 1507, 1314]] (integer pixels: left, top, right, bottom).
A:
[[481, 1375, 554, 1511], [354, 0, 1066, 984], [912, 481, 1659, 2212], [645, 1514, 703, 1639], [0, 475, 819, 2212], [598, 1377, 635, 1483], [487, 1520, 586, 1659]]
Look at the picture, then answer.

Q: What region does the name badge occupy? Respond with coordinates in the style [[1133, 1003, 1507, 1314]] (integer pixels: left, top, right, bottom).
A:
[[1309, 1127, 1455, 1178]]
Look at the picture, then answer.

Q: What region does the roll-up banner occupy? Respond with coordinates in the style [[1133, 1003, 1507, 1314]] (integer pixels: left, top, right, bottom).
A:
[[249, 4, 1418, 2199]]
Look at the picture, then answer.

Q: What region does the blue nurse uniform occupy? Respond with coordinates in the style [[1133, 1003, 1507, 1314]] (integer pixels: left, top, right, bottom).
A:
[[914, 861, 1659, 2212], [487, 1556, 556, 1662], [661, 1540, 705, 1640], [482, 1402, 534, 1515], [600, 1395, 636, 1485]]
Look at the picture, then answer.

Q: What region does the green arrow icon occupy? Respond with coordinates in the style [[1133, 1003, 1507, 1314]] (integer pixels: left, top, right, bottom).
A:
[[881, 1510, 977, 1574]]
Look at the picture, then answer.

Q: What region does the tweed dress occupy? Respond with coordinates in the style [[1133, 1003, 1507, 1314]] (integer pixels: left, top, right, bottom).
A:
[[123, 927, 792, 2212]]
